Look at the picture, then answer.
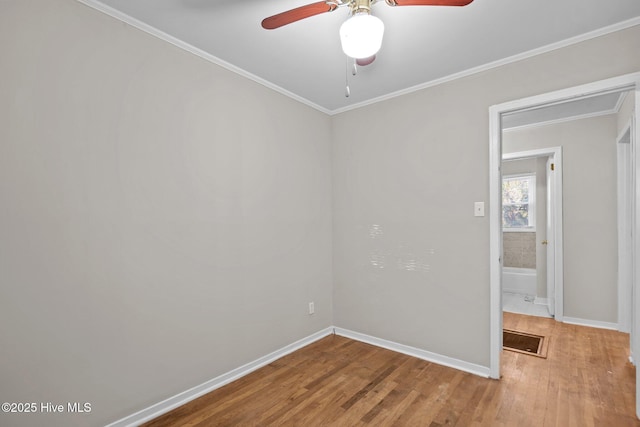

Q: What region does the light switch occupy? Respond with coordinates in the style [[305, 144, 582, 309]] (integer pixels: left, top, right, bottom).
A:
[[474, 202, 485, 217]]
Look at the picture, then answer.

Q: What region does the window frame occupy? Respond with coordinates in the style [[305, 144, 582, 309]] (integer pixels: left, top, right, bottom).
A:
[[502, 173, 536, 232]]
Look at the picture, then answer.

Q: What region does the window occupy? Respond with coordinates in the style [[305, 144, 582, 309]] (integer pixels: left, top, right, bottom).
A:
[[502, 174, 535, 231]]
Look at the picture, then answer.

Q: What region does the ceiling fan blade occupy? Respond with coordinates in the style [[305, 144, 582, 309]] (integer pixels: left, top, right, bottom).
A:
[[262, 1, 338, 30], [388, 0, 473, 6]]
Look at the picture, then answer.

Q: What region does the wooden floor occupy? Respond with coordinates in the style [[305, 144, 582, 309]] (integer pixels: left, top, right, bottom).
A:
[[144, 313, 639, 426]]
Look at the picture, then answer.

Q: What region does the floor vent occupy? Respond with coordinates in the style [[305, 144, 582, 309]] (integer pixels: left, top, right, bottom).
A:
[[503, 329, 548, 358]]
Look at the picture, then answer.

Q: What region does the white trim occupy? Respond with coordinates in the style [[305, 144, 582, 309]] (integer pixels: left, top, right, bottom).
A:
[[489, 104, 503, 379], [563, 317, 619, 331], [502, 109, 619, 132], [104, 327, 334, 427], [334, 327, 491, 378], [534, 297, 549, 306], [77, 0, 639, 116], [618, 122, 634, 333], [502, 148, 562, 161], [503, 92, 629, 132], [634, 87, 640, 420], [489, 72, 640, 383], [75, 0, 332, 115], [490, 75, 638, 116], [615, 92, 630, 114]]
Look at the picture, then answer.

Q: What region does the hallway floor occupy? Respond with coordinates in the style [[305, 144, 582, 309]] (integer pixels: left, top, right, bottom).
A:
[[504, 291, 552, 318]]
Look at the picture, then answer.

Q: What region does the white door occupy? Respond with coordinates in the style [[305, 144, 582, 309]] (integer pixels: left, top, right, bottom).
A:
[[546, 156, 555, 316]]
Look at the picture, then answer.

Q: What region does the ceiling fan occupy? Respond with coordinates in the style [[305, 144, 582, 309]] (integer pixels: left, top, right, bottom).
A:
[[262, 0, 474, 62]]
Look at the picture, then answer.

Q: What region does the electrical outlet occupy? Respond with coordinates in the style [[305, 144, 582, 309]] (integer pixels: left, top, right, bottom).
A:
[[308, 302, 315, 315]]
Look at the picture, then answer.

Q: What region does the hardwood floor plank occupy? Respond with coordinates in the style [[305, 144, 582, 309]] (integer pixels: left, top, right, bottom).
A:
[[360, 387, 416, 424], [341, 364, 397, 411], [144, 315, 640, 426]]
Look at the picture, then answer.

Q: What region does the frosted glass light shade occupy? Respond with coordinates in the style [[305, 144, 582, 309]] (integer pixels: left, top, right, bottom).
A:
[[339, 14, 384, 59]]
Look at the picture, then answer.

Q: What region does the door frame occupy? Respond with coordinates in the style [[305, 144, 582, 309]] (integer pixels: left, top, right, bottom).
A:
[[618, 120, 635, 335], [502, 147, 563, 320], [488, 73, 640, 388]]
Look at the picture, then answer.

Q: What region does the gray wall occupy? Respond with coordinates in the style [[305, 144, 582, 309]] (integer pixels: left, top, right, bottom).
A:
[[0, 1, 332, 426], [332, 26, 639, 365], [503, 115, 618, 323]]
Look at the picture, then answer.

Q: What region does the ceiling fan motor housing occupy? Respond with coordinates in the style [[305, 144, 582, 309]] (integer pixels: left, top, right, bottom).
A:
[[350, 0, 373, 15]]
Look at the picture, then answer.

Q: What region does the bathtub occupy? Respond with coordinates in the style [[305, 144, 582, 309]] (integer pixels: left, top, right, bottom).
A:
[[502, 267, 536, 296]]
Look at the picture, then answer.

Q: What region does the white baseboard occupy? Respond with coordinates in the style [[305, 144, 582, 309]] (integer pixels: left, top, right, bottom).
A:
[[333, 327, 490, 378], [563, 316, 619, 331], [105, 327, 334, 427], [534, 297, 549, 306]]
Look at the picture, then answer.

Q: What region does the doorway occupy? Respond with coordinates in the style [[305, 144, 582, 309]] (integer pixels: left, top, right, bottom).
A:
[[488, 74, 640, 413], [501, 148, 563, 321]]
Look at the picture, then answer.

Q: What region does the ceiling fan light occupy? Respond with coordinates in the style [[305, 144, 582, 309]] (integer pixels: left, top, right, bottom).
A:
[[339, 13, 384, 59]]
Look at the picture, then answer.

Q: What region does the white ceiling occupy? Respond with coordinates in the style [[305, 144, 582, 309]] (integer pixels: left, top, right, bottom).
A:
[[83, 0, 640, 114]]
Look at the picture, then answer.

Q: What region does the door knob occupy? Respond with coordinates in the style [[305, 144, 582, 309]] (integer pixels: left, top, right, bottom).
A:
[[541, 240, 548, 245]]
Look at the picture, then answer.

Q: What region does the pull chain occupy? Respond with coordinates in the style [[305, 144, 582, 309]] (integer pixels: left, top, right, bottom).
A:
[[345, 57, 358, 97], [345, 56, 351, 97]]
